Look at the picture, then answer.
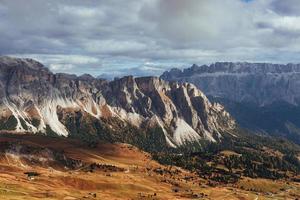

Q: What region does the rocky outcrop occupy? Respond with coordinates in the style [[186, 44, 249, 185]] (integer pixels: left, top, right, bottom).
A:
[[0, 57, 235, 149]]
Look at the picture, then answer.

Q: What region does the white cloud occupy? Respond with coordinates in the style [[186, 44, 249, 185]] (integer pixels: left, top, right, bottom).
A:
[[1, 0, 300, 77], [271, 16, 300, 32], [49, 63, 75, 71], [141, 0, 252, 48], [10, 54, 101, 74], [60, 6, 101, 18], [83, 39, 148, 54]]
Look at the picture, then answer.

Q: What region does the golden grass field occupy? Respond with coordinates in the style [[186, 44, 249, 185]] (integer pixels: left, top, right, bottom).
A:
[[0, 135, 299, 200]]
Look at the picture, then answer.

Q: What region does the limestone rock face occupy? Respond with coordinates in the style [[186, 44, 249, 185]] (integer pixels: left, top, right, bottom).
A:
[[161, 62, 300, 144], [161, 62, 300, 106], [0, 57, 235, 148]]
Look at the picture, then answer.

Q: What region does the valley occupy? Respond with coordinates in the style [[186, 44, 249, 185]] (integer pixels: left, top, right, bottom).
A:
[[0, 57, 300, 199], [0, 134, 300, 200], [2, 0, 300, 199]]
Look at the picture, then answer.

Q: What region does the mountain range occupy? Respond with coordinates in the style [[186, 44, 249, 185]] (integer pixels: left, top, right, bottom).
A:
[[0, 56, 235, 150], [0, 57, 300, 199], [161, 62, 300, 144]]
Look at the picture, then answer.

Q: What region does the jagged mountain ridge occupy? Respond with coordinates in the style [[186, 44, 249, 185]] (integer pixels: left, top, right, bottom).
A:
[[161, 62, 300, 144], [0, 56, 235, 148], [161, 62, 300, 106]]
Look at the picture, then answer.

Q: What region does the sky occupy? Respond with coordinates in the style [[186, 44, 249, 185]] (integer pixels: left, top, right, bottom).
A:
[[1, 0, 300, 78]]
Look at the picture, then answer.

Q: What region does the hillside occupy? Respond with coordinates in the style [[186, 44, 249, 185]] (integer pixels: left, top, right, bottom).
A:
[[0, 134, 300, 200]]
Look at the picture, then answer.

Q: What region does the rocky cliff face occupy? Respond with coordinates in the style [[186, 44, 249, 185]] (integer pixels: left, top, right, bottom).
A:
[[161, 62, 300, 144], [0, 57, 235, 149], [161, 62, 300, 106]]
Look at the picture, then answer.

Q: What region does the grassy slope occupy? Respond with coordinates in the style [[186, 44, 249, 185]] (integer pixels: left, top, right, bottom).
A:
[[0, 134, 299, 200]]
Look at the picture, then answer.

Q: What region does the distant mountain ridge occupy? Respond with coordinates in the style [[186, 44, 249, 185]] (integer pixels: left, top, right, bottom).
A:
[[161, 62, 300, 144], [162, 62, 300, 106], [0, 56, 235, 150]]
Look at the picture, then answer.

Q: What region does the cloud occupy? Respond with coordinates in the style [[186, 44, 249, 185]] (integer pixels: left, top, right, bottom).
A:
[[11, 54, 101, 74], [1, 0, 300, 78], [270, 0, 300, 16], [97, 62, 185, 80], [140, 0, 252, 49]]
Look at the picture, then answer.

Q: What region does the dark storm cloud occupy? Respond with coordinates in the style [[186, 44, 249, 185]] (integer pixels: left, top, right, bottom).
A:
[[1, 0, 300, 78], [270, 0, 300, 16]]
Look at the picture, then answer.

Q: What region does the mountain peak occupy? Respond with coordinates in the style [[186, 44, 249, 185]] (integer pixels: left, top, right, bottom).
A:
[[0, 57, 235, 149], [78, 73, 95, 80], [0, 56, 49, 71]]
